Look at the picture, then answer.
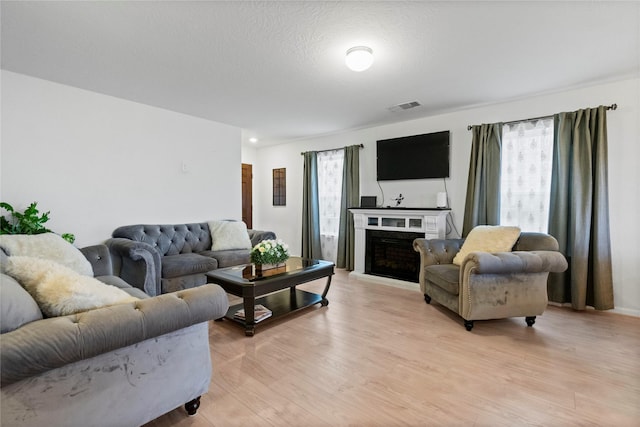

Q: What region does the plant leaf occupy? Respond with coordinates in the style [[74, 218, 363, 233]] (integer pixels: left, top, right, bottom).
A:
[[0, 202, 14, 212]]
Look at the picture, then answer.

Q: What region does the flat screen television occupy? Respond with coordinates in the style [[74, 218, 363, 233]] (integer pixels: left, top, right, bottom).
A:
[[376, 130, 450, 181]]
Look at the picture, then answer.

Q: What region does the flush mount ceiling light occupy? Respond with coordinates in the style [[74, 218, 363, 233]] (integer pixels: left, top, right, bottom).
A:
[[345, 46, 374, 72]]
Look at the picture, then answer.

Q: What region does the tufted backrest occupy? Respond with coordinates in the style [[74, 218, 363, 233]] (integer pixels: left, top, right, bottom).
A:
[[413, 238, 464, 266], [112, 223, 212, 256], [79, 244, 114, 276], [513, 232, 560, 251], [414, 232, 561, 268]]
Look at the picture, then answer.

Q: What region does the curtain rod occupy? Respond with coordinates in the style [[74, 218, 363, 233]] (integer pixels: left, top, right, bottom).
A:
[[301, 143, 364, 155], [466, 103, 618, 131]]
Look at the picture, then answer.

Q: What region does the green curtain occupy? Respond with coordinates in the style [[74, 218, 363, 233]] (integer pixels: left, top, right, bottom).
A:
[[548, 106, 614, 310], [462, 123, 503, 236], [336, 145, 360, 270], [301, 151, 322, 259]]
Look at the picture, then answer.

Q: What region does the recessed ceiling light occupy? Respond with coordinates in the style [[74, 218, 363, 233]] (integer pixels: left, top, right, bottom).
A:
[[249, 137, 258, 143], [345, 46, 374, 72]]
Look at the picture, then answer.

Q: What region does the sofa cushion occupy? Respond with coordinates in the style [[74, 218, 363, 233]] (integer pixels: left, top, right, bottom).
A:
[[208, 220, 252, 251], [424, 264, 461, 295], [200, 249, 250, 268], [0, 273, 43, 333], [0, 233, 93, 276], [452, 225, 521, 266], [4, 256, 139, 317], [161, 253, 218, 279]]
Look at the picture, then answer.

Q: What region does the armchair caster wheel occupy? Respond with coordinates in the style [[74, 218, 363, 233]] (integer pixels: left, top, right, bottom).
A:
[[464, 320, 474, 331], [185, 396, 201, 416], [424, 294, 432, 304], [525, 316, 536, 327]]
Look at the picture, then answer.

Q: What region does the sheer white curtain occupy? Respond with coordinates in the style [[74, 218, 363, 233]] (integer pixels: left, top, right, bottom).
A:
[[500, 118, 554, 232], [317, 149, 344, 263]]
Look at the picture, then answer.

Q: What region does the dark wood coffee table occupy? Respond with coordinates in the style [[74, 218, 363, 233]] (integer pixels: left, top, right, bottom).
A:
[[205, 257, 334, 336]]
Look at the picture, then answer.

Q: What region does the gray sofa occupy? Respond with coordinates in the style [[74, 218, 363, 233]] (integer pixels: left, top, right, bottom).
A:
[[108, 222, 275, 295], [0, 244, 229, 427]]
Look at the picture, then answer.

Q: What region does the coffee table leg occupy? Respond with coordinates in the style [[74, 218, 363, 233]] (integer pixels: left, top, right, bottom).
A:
[[243, 296, 255, 336], [321, 275, 332, 306]]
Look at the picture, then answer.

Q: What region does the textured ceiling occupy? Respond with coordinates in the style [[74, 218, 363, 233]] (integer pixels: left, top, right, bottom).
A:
[[2, 1, 639, 146]]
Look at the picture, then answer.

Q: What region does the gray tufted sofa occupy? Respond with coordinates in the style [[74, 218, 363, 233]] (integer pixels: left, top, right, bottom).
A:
[[413, 232, 568, 331], [0, 244, 229, 427], [107, 222, 275, 296]]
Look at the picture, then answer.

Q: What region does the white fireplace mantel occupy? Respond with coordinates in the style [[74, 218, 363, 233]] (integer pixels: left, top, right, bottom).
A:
[[349, 207, 450, 288]]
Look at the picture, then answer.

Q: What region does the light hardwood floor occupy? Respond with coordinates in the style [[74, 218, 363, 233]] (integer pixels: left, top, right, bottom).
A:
[[145, 269, 640, 427]]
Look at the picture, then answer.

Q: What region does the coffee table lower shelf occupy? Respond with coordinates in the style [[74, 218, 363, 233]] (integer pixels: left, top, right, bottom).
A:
[[224, 288, 327, 336]]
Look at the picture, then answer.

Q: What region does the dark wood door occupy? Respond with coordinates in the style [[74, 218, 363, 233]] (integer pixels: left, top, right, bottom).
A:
[[242, 163, 253, 229]]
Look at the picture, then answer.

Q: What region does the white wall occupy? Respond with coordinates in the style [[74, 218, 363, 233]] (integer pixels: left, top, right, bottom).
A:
[[1, 71, 243, 247], [3, 70, 636, 314], [250, 77, 640, 316]]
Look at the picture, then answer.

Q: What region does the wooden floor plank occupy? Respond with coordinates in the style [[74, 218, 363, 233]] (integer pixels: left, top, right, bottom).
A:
[[144, 269, 640, 427]]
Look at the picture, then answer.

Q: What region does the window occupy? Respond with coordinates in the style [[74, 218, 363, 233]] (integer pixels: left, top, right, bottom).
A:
[[317, 149, 344, 262], [500, 118, 554, 232]]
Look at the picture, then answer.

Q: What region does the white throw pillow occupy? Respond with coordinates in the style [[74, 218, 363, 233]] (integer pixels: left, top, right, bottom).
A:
[[208, 220, 252, 251], [5, 256, 138, 317], [0, 233, 93, 276], [452, 225, 521, 266]]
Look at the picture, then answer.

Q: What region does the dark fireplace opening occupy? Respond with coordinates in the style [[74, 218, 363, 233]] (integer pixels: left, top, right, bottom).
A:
[[365, 230, 423, 283]]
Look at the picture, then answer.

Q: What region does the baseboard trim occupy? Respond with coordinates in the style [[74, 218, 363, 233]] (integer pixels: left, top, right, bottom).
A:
[[548, 301, 640, 318], [609, 307, 640, 317], [349, 272, 420, 292]]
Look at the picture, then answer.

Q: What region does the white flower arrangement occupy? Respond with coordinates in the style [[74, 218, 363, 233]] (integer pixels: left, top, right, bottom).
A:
[[250, 239, 290, 265]]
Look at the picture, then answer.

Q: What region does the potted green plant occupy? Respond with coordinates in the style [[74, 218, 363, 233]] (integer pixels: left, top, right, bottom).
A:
[[250, 239, 289, 271], [0, 201, 75, 244]]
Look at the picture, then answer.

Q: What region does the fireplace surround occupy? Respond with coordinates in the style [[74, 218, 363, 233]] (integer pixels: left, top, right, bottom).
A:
[[350, 208, 450, 287], [365, 229, 423, 282]]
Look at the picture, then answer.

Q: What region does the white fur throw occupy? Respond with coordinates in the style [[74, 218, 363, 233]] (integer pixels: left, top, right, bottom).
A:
[[208, 220, 252, 251], [5, 256, 138, 317], [0, 233, 93, 276], [452, 225, 521, 266]]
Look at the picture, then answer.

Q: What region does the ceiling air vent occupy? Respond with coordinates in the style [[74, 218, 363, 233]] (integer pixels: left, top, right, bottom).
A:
[[388, 101, 422, 112]]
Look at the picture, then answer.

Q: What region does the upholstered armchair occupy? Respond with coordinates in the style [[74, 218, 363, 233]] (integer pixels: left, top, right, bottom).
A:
[[413, 229, 568, 331]]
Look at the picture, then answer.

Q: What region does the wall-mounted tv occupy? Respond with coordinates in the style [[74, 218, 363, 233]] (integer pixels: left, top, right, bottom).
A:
[[376, 130, 450, 181]]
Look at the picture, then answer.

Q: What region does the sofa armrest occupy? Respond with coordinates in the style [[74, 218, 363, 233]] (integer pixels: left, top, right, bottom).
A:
[[248, 229, 276, 247], [0, 284, 229, 386], [106, 238, 162, 296], [462, 251, 568, 275]]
